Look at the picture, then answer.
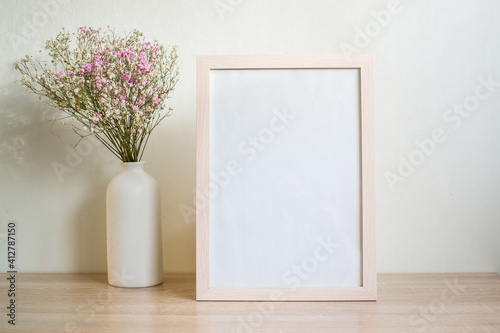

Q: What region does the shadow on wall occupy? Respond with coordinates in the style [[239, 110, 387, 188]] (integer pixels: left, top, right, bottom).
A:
[[0, 87, 49, 168], [73, 162, 109, 273], [0, 81, 115, 273]]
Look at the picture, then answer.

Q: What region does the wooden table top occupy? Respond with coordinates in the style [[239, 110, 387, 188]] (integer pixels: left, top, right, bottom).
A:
[[1, 273, 499, 332]]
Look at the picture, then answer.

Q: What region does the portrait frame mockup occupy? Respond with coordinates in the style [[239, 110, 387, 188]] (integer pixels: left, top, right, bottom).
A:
[[196, 55, 375, 301]]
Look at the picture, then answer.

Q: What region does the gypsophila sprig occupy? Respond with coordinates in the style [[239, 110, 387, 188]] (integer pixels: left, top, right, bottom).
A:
[[14, 27, 180, 162]]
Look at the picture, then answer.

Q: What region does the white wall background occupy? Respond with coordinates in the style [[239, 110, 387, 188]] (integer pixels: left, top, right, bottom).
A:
[[0, 0, 499, 274]]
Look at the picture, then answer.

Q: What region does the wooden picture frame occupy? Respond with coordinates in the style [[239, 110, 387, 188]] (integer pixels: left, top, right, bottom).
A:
[[196, 55, 375, 301]]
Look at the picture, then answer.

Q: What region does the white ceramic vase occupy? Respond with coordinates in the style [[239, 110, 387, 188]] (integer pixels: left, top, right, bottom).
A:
[[106, 162, 163, 287]]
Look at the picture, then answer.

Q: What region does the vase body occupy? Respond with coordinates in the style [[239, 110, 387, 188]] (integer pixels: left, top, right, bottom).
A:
[[106, 162, 163, 287]]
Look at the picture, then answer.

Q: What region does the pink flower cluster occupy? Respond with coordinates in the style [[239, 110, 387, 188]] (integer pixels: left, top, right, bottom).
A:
[[65, 27, 171, 119], [92, 113, 102, 122], [79, 27, 91, 35], [15, 26, 179, 162]]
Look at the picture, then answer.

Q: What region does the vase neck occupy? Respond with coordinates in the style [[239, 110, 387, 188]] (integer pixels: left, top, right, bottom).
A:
[[121, 161, 146, 172]]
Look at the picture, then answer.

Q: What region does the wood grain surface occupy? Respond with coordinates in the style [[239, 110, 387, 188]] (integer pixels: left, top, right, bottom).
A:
[[1, 273, 499, 332]]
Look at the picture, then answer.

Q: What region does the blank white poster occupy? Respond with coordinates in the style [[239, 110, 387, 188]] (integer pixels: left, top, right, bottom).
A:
[[209, 69, 361, 287]]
